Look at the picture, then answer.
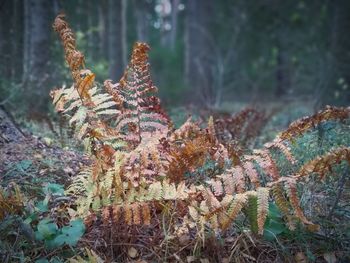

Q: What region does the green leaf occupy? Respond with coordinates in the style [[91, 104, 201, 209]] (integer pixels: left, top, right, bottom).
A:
[[53, 219, 85, 247], [263, 219, 287, 241], [35, 258, 49, 263], [16, 160, 32, 171], [268, 202, 282, 219], [36, 199, 49, 213], [36, 219, 58, 239], [51, 234, 66, 247], [44, 183, 65, 196]]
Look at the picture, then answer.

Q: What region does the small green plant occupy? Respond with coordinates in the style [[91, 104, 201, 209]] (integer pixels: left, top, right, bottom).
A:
[[263, 202, 289, 241], [34, 218, 85, 250]]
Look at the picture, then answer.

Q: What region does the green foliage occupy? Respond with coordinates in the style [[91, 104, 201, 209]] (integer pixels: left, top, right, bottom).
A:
[[35, 218, 85, 249], [245, 195, 259, 234], [263, 203, 288, 241]]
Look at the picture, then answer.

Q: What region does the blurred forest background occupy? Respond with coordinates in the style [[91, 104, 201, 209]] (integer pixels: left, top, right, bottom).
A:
[[1, 0, 350, 118]]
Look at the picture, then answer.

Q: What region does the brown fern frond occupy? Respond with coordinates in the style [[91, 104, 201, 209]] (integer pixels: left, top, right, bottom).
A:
[[102, 206, 111, 226], [53, 14, 122, 162], [249, 149, 280, 181], [265, 138, 296, 164], [203, 188, 221, 210], [257, 187, 269, 234], [141, 202, 151, 225], [0, 183, 24, 220], [213, 107, 268, 148], [170, 116, 202, 141], [53, 14, 83, 71], [220, 193, 248, 230], [112, 205, 122, 222], [53, 14, 94, 105], [209, 179, 224, 196], [121, 133, 169, 186], [124, 205, 133, 225], [108, 42, 170, 149], [284, 178, 312, 225], [242, 161, 260, 188], [167, 136, 210, 182], [272, 183, 291, 217], [271, 183, 296, 230], [131, 203, 141, 225], [280, 106, 349, 141], [297, 147, 350, 179]]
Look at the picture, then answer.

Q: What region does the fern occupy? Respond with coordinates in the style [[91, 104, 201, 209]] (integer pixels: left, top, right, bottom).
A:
[[257, 187, 270, 234], [280, 105, 349, 141], [0, 183, 23, 220], [51, 14, 350, 239]]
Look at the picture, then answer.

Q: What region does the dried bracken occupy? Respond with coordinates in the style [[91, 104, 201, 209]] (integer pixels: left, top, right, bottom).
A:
[[213, 107, 269, 148], [52, 14, 350, 245], [0, 183, 23, 220], [297, 147, 350, 179], [280, 105, 349, 141]]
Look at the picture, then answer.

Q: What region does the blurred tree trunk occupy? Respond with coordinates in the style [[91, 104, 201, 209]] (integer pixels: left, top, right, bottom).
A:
[[328, 0, 350, 105], [87, 0, 95, 60], [22, 0, 31, 85], [108, 0, 127, 81], [98, 0, 108, 60], [27, 0, 52, 112], [87, 0, 100, 62], [315, 0, 350, 108], [11, 0, 21, 82], [170, 0, 179, 51], [275, 43, 289, 97], [22, 1, 31, 85], [134, 0, 150, 43], [184, 0, 214, 107], [121, 0, 127, 67], [0, 0, 13, 81]]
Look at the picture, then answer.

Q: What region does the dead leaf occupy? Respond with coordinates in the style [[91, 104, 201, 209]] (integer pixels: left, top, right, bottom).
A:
[[128, 247, 138, 259], [187, 256, 196, 263], [295, 252, 308, 263], [323, 252, 336, 263], [43, 137, 52, 146], [34, 154, 43, 159]]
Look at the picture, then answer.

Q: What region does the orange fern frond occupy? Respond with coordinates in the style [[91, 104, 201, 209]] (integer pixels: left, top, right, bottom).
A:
[[297, 147, 350, 179], [257, 187, 269, 234], [284, 178, 312, 225], [167, 136, 210, 182], [131, 203, 141, 225], [170, 117, 202, 141], [108, 42, 170, 149], [141, 202, 151, 225], [124, 205, 133, 225], [242, 161, 260, 188], [280, 106, 349, 141], [220, 193, 248, 230], [53, 14, 94, 105], [265, 138, 296, 164]]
